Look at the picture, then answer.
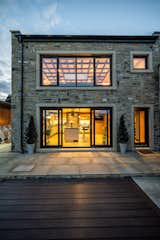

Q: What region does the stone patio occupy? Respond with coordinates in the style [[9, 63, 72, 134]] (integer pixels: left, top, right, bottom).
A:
[[0, 144, 160, 178]]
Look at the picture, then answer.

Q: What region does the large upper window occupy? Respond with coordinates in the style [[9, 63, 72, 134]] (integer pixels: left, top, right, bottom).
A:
[[41, 56, 112, 87]]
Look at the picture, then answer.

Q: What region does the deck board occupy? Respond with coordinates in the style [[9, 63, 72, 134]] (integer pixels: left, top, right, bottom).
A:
[[0, 178, 160, 239]]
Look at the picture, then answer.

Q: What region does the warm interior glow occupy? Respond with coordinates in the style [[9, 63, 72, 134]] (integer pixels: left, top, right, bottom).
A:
[[42, 58, 57, 85], [133, 57, 147, 69], [42, 108, 111, 147], [0, 108, 11, 125], [43, 110, 58, 146], [95, 58, 111, 85], [95, 110, 111, 145], [42, 56, 111, 86], [134, 109, 147, 144], [62, 108, 90, 147], [59, 58, 76, 86]]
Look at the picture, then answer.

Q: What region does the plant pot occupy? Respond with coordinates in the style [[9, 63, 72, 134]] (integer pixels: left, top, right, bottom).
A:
[[119, 143, 127, 154], [26, 143, 35, 154]]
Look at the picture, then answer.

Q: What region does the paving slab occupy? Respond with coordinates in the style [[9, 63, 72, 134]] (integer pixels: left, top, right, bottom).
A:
[[12, 164, 35, 172], [0, 151, 159, 178], [68, 157, 92, 165], [79, 164, 112, 174], [48, 165, 79, 175], [133, 176, 160, 208]]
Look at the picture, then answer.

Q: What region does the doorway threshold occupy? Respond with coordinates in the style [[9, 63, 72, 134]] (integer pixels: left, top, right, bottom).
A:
[[37, 148, 113, 152]]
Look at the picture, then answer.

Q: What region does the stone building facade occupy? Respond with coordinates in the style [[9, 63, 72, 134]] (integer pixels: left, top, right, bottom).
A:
[[11, 31, 160, 152]]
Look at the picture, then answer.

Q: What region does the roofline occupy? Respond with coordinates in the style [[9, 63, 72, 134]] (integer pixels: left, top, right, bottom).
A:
[[12, 32, 158, 44], [0, 101, 11, 109]]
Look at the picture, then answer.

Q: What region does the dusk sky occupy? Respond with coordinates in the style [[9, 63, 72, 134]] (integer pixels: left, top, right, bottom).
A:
[[0, 0, 160, 99]]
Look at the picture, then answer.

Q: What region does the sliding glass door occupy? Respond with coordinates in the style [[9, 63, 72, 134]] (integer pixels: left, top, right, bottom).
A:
[[41, 109, 59, 147], [62, 108, 91, 147], [94, 109, 111, 146], [40, 107, 112, 148]]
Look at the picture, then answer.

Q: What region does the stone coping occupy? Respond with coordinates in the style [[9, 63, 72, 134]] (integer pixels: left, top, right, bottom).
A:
[[0, 172, 160, 181]]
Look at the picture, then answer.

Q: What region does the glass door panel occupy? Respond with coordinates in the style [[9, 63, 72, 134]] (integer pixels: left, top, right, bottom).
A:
[[92, 110, 95, 146], [42, 110, 46, 146], [42, 109, 59, 147], [134, 108, 148, 145], [62, 108, 91, 147], [41, 107, 112, 148], [94, 109, 111, 146], [107, 111, 111, 146]]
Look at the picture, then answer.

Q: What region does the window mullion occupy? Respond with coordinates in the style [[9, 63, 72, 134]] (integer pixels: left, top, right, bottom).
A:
[[110, 56, 112, 86], [76, 58, 77, 87], [57, 57, 59, 86], [44, 110, 46, 147], [93, 57, 96, 86]]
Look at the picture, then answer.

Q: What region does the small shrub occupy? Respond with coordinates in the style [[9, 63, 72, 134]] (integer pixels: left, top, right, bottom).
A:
[[25, 116, 37, 144], [118, 115, 129, 143]]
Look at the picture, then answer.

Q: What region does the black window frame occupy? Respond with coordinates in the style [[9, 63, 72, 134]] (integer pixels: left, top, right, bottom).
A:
[[134, 107, 149, 146], [40, 107, 112, 148], [40, 55, 112, 87], [133, 55, 148, 70]]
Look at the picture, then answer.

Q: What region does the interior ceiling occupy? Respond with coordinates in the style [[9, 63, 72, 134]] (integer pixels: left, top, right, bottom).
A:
[[42, 57, 110, 84], [46, 108, 112, 114]]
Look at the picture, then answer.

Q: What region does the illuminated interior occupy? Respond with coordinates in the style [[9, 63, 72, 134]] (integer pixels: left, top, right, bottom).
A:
[[133, 56, 147, 70], [42, 110, 59, 146], [41, 108, 112, 147], [134, 108, 148, 145], [41, 56, 111, 86], [94, 110, 111, 145], [59, 58, 77, 86], [42, 58, 57, 86], [95, 58, 111, 86], [62, 108, 90, 147]]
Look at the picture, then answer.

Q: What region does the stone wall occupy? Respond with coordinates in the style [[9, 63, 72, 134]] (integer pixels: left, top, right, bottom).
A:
[[11, 32, 160, 152], [11, 31, 22, 152]]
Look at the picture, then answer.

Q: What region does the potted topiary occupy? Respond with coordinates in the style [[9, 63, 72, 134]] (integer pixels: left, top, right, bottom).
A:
[[25, 116, 37, 154], [118, 115, 129, 154]]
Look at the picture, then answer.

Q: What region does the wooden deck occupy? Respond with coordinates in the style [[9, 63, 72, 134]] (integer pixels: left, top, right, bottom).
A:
[[0, 178, 160, 239]]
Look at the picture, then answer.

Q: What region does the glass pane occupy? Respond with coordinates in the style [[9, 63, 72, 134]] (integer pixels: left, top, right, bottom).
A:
[[134, 109, 147, 144], [108, 112, 111, 145], [95, 109, 111, 145], [59, 58, 76, 86], [133, 57, 147, 69], [42, 57, 57, 85], [44, 110, 58, 146], [92, 110, 94, 145], [62, 108, 90, 147], [95, 58, 111, 86], [77, 58, 94, 86], [42, 110, 46, 146]]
